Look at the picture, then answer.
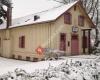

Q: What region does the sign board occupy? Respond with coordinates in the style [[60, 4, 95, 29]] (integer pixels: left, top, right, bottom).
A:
[[72, 26, 78, 33]]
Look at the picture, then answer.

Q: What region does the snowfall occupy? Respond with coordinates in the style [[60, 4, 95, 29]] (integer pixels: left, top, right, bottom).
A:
[[0, 55, 100, 80]]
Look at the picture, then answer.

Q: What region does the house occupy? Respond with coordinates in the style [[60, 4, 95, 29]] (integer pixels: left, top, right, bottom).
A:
[[0, 1, 95, 61]]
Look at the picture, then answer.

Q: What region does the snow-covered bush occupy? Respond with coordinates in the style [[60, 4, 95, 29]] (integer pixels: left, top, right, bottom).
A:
[[44, 48, 65, 60], [0, 59, 100, 80]]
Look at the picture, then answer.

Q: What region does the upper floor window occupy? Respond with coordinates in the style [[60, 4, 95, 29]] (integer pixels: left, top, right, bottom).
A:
[[78, 15, 84, 26], [74, 6, 76, 11], [64, 12, 72, 24], [19, 36, 25, 48]]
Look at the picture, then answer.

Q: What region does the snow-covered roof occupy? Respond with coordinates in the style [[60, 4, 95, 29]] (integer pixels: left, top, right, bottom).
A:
[[0, 1, 79, 29]]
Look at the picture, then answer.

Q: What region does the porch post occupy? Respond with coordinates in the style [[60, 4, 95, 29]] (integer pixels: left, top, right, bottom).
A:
[[83, 30, 86, 53], [88, 30, 91, 54]]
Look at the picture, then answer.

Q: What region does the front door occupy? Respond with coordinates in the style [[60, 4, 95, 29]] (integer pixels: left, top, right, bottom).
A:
[[71, 34, 79, 55], [59, 33, 66, 51]]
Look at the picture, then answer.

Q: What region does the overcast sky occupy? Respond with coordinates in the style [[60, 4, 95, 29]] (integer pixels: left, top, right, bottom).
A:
[[12, 0, 60, 18]]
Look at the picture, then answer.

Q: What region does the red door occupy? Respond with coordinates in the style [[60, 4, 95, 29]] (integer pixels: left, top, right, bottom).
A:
[[71, 35, 79, 55], [59, 33, 66, 51]]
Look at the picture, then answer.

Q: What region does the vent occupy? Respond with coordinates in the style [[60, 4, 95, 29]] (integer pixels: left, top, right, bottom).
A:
[[18, 55, 22, 60], [34, 15, 40, 21], [26, 56, 30, 61], [12, 54, 15, 59], [33, 58, 38, 62]]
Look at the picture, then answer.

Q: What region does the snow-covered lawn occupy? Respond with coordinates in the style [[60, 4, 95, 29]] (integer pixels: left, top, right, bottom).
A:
[[0, 57, 65, 75], [0, 55, 100, 80]]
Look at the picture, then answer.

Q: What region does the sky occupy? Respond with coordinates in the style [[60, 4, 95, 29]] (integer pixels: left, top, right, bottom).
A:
[[12, 0, 60, 19]]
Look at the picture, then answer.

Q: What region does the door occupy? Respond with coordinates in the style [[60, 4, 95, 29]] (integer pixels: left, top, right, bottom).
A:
[[71, 34, 79, 55], [59, 33, 66, 51]]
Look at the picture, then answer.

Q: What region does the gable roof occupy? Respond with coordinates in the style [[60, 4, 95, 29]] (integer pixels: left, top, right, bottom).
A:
[[0, 1, 94, 29]]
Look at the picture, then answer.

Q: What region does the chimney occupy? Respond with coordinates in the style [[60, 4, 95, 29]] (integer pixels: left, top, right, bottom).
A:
[[7, 2, 12, 28]]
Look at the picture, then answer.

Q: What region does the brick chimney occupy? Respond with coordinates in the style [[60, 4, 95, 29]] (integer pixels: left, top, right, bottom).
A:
[[7, 3, 12, 28]]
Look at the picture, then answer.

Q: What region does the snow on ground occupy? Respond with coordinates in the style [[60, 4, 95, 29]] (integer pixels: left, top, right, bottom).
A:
[[0, 55, 100, 80], [0, 57, 66, 75]]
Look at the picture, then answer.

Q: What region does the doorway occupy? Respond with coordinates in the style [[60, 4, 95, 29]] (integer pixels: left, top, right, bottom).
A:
[[71, 34, 79, 55]]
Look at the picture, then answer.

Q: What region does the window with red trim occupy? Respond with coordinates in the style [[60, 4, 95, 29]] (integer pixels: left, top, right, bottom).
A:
[[78, 15, 84, 26], [60, 33, 66, 51], [64, 12, 72, 24], [82, 36, 88, 48], [19, 36, 25, 48]]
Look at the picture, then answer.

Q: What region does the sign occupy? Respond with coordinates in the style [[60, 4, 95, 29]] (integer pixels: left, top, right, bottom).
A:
[[72, 26, 78, 33], [35, 46, 44, 55]]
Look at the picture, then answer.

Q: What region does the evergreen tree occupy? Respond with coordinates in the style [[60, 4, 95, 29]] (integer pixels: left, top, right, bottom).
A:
[[0, 0, 11, 24]]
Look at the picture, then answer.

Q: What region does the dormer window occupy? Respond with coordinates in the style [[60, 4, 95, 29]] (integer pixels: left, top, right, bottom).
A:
[[34, 15, 40, 21], [64, 12, 72, 24]]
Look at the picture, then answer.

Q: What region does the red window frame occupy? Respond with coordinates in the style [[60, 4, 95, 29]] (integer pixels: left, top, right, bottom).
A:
[[78, 15, 84, 26], [59, 33, 66, 51], [19, 36, 25, 48], [64, 12, 72, 24]]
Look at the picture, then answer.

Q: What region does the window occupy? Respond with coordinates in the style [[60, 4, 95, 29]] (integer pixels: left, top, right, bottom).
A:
[[19, 36, 25, 48], [74, 6, 76, 11], [82, 36, 88, 48], [64, 12, 72, 24], [60, 33, 66, 51], [78, 15, 84, 26]]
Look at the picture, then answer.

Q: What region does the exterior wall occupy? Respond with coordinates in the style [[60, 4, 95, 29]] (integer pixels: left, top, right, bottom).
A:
[[0, 3, 93, 60], [50, 4, 92, 55], [0, 30, 5, 56], [0, 30, 11, 58], [10, 23, 53, 60]]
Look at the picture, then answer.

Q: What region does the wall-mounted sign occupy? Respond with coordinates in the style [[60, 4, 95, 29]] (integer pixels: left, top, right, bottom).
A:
[[72, 26, 78, 33]]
